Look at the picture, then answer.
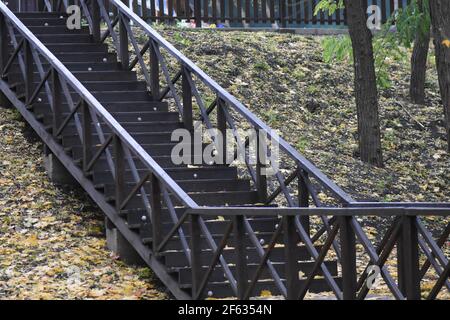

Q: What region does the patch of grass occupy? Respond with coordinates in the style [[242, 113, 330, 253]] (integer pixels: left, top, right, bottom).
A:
[[173, 32, 191, 47], [306, 84, 320, 95], [293, 67, 306, 81], [254, 60, 270, 72], [296, 137, 310, 153]]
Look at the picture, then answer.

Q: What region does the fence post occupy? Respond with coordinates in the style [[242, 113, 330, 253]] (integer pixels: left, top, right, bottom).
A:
[[81, 100, 92, 174], [234, 215, 249, 299], [284, 215, 301, 299], [280, 0, 286, 28], [194, 0, 202, 27], [150, 174, 162, 255], [0, 13, 10, 107], [113, 135, 125, 213], [340, 216, 357, 300], [150, 41, 160, 100], [119, 2, 129, 69], [397, 215, 421, 300], [91, 0, 101, 42], [217, 98, 227, 165], [50, 0, 57, 11], [256, 131, 268, 202], [182, 67, 193, 130], [141, 0, 149, 21], [24, 41, 34, 104], [0, 13, 6, 73], [51, 69, 62, 136], [190, 214, 202, 298], [298, 169, 310, 236]]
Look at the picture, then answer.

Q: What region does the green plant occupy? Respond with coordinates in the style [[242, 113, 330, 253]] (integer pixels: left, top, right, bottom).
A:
[[254, 60, 270, 71], [173, 32, 191, 46], [314, 0, 344, 15], [316, 0, 429, 89], [296, 137, 310, 153]]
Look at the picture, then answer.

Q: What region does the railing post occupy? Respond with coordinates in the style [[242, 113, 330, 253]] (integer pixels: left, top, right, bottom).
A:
[[150, 41, 160, 100], [283, 215, 301, 300], [217, 98, 227, 165], [0, 13, 7, 75], [150, 174, 162, 254], [119, 3, 129, 70], [339, 216, 357, 300], [113, 134, 125, 213], [397, 215, 421, 300], [234, 215, 249, 299], [256, 131, 268, 202], [194, 0, 201, 27], [0, 13, 9, 107], [36, 0, 45, 12], [190, 214, 202, 298], [91, 0, 101, 42], [298, 169, 310, 236], [51, 69, 62, 135], [182, 67, 193, 130], [81, 100, 92, 173], [51, 0, 58, 11], [280, 0, 286, 28], [24, 41, 34, 104]]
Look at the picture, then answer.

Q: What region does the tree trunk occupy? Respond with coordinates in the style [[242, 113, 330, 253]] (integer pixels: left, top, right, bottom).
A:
[[344, 0, 383, 167], [429, 0, 450, 152], [410, 0, 430, 104]]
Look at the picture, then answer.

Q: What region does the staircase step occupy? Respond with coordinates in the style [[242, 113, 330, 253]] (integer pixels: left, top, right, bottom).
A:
[[101, 179, 252, 197], [62, 132, 174, 146], [23, 25, 90, 34], [125, 207, 188, 224], [174, 261, 339, 285], [8, 70, 136, 82], [80, 155, 188, 171], [11, 79, 146, 92], [15, 34, 94, 44], [14, 13, 69, 19], [7, 43, 108, 53], [137, 217, 278, 243], [125, 206, 276, 226], [11, 62, 120, 72], [20, 17, 79, 26], [70, 142, 206, 157], [93, 166, 239, 184], [29, 90, 152, 103], [113, 190, 259, 209], [103, 111, 177, 121], [33, 103, 169, 116], [161, 246, 320, 268], [197, 277, 342, 299], [63, 122, 182, 139], [49, 52, 117, 63], [130, 216, 278, 233]]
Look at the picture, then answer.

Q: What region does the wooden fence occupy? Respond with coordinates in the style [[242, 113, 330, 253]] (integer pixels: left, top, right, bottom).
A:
[[125, 0, 411, 27], [6, 0, 411, 28]]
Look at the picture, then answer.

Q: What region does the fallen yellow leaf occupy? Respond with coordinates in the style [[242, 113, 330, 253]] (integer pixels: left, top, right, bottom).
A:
[[442, 39, 450, 48], [260, 290, 272, 297], [24, 234, 39, 247]]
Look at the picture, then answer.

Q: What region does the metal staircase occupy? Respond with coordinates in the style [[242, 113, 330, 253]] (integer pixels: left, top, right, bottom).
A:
[[0, 0, 449, 300]]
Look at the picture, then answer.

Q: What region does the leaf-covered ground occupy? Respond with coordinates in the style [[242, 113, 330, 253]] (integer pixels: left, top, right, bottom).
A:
[[0, 108, 166, 300], [155, 27, 449, 203]]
